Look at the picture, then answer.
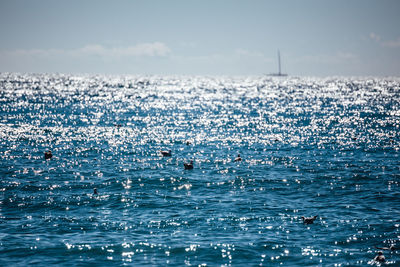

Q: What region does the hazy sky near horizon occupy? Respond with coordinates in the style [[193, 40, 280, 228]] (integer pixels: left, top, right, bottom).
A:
[[0, 0, 399, 76]]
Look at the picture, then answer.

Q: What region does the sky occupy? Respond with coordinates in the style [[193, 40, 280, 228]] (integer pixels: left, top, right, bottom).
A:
[[0, 0, 399, 76]]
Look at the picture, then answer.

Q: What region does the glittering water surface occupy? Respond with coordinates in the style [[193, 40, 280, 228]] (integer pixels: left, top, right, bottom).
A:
[[1, 73, 400, 266]]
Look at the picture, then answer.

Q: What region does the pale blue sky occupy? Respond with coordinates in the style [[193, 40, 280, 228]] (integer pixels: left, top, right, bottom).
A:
[[0, 0, 399, 76]]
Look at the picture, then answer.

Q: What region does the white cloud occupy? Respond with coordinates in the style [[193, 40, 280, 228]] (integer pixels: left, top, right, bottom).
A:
[[1, 42, 171, 59], [72, 42, 171, 57], [112, 42, 171, 57], [369, 32, 381, 42], [5, 48, 64, 57], [296, 52, 357, 65], [77, 44, 106, 55], [382, 37, 400, 48], [369, 32, 400, 48]]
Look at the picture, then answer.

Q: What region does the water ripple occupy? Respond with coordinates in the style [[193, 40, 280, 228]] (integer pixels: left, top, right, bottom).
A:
[[1, 73, 400, 266]]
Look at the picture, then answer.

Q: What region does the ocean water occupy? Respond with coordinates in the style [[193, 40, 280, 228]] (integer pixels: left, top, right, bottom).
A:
[[0, 73, 399, 266]]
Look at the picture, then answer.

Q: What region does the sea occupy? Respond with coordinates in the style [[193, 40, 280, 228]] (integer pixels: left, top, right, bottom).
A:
[[0, 73, 399, 266]]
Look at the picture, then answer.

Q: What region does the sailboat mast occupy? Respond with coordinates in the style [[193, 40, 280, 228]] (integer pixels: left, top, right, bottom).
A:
[[278, 50, 281, 75], [268, 49, 287, 76]]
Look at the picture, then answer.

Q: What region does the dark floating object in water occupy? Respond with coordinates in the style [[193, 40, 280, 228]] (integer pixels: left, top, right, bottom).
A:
[[301, 215, 318, 224], [374, 251, 385, 263], [44, 150, 53, 160], [93, 188, 98, 195], [184, 160, 194, 170], [234, 154, 242, 162], [160, 150, 172, 157], [186, 141, 191, 145]]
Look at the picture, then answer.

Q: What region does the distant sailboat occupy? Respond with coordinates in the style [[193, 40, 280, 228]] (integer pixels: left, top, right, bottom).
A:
[[268, 50, 288, 77]]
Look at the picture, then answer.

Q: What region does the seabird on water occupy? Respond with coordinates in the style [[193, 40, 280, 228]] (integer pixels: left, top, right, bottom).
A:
[[374, 251, 385, 263], [160, 150, 172, 157], [301, 215, 318, 224], [44, 150, 53, 160], [234, 154, 242, 162], [184, 160, 194, 170]]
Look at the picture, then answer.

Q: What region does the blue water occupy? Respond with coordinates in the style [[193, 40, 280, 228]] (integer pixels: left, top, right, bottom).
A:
[[1, 73, 399, 266]]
